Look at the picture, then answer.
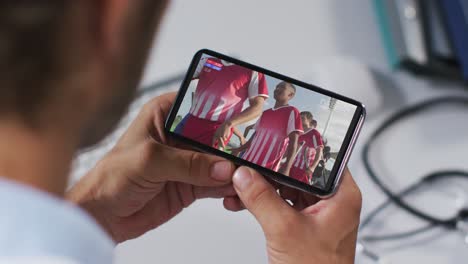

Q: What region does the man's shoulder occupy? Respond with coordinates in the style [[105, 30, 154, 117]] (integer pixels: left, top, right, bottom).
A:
[[0, 179, 114, 264], [302, 128, 321, 138], [271, 105, 300, 113], [283, 105, 300, 114], [311, 128, 322, 136]]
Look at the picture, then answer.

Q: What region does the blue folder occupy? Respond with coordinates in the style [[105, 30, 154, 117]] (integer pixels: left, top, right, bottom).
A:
[[440, 0, 468, 81]]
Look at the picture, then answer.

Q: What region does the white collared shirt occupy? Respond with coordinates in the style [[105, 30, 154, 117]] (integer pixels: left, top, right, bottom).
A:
[[0, 178, 115, 264]]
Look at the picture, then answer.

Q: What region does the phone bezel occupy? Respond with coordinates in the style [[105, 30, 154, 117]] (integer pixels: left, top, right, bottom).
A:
[[164, 49, 366, 197]]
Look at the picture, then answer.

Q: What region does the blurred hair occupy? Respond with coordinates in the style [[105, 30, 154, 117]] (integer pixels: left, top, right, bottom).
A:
[[0, 1, 68, 119], [277, 81, 296, 93], [300, 111, 313, 122], [0, 1, 167, 128]]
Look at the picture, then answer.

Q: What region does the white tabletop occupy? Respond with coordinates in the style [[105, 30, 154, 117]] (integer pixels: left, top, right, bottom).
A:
[[109, 1, 468, 263]]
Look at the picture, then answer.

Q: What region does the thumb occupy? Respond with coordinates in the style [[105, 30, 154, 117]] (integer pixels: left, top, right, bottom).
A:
[[129, 140, 235, 187], [233, 166, 297, 233]]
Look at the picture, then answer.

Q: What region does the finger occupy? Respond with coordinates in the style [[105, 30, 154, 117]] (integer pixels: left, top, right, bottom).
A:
[[212, 137, 224, 150], [232, 166, 298, 233], [303, 168, 362, 229], [170, 141, 198, 152], [118, 92, 177, 147], [211, 136, 217, 148], [150, 92, 178, 143], [158, 183, 236, 214], [279, 186, 320, 211], [223, 196, 245, 212], [194, 184, 237, 199], [219, 138, 226, 150], [211, 133, 221, 148], [141, 141, 235, 187]]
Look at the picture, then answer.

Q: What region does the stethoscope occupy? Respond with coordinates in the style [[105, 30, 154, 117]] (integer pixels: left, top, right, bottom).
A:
[[359, 96, 468, 261]]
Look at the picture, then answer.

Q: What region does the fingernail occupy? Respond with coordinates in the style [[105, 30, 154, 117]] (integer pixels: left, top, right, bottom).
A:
[[233, 167, 252, 192], [211, 161, 233, 181]]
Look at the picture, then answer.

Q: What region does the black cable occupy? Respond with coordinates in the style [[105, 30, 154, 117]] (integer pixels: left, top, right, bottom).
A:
[[358, 170, 467, 243], [360, 98, 468, 262], [360, 176, 425, 229], [361, 224, 434, 242], [362, 97, 468, 229], [361, 170, 468, 230], [136, 72, 185, 97], [359, 247, 380, 261]]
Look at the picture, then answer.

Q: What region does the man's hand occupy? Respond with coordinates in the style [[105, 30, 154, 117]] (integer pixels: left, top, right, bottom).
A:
[[306, 166, 314, 177], [225, 167, 362, 263], [212, 96, 265, 150], [238, 135, 247, 145], [277, 166, 290, 177], [212, 122, 233, 150], [277, 132, 300, 177], [67, 92, 236, 243]]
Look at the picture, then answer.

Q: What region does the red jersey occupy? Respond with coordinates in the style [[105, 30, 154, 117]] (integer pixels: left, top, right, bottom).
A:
[[181, 115, 233, 148], [243, 106, 303, 171], [290, 128, 324, 183], [293, 128, 324, 170], [189, 57, 269, 122]]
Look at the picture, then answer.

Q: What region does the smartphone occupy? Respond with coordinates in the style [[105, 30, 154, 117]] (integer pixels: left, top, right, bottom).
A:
[[165, 49, 365, 197]]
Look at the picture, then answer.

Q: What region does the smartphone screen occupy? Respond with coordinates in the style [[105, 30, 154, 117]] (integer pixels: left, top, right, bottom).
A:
[[165, 50, 365, 196]]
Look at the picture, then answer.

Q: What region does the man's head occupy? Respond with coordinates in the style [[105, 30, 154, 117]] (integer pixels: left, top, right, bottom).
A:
[[273, 81, 296, 104], [0, 1, 168, 148], [300, 111, 313, 129]]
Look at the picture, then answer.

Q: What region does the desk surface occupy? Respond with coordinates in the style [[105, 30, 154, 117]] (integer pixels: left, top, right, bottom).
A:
[[82, 1, 468, 263]]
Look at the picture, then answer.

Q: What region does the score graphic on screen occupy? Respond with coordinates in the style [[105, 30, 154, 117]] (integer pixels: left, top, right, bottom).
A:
[[204, 59, 223, 71]]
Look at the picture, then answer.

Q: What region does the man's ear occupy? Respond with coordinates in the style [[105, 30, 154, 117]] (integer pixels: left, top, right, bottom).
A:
[[94, 0, 132, 57], [68, 0, 134, 106]]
